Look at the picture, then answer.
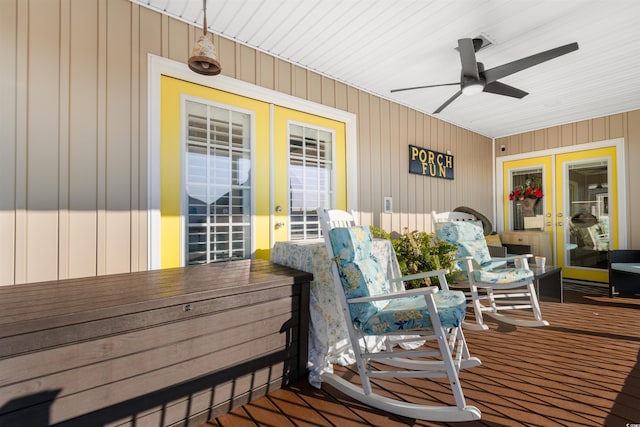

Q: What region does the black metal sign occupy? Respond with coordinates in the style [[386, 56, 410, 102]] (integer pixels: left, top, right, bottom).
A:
[[408, 145, 454, 180]]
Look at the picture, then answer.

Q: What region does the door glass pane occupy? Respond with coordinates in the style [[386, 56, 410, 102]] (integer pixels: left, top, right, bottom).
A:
[[289, 124, 333, 240], [565, 160, 609, 270], [185, 101, 251, 264], [509, 168, 544, 230]]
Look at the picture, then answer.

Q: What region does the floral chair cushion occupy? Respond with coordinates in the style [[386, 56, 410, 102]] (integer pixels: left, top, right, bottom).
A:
[[329, 226, 467, 333], [434, 221, 492, 269], [360, 291, 467, 334], [329, 226, 390, 326]]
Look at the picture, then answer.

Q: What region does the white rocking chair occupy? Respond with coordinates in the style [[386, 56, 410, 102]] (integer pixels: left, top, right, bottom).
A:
[[317, 208, 481, 422], [432, 211, 549, 330]]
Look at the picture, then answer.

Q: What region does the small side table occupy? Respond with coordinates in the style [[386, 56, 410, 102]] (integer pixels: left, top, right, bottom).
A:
[[531, 265, 563, 302]]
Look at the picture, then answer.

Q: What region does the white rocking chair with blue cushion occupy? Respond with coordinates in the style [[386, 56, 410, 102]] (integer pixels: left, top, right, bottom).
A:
[[317, 208, 481, 422], [433, 217, 549, 330]]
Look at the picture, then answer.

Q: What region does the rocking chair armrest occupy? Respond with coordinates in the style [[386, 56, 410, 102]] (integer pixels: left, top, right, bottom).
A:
[[346, 286, 439, 304], [388, 268, 450, 285]]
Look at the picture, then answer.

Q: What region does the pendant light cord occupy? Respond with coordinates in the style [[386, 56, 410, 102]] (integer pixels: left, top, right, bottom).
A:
[[202, 0, 207, 36]]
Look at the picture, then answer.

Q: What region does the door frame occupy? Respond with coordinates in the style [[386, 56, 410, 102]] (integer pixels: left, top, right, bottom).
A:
[[147, 54, 358, 269], [495, 137, 627, 266]]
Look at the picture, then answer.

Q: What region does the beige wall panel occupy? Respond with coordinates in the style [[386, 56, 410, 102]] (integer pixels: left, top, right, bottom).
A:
[[12, 0, 28, 284], [321, 76, 335, 108], [104, 0, 132, 274], [388, 104, 400, 214], [66, 0, 99, 279], [58, 0, 71, 280], [545, 126, 560, 150], [292, 66, 307, 99], [379, 100, 391, 208], [413, 113, 425, 214], [346, 85, 359, 114], [406, 110, 417, 214], [357, 91, 371, 222], [561, 123, 574, 146], [609, 113, 624, 139], [129, 4, 141, 272], [0, 0, 17, 285], [238, 44, 256, 84], [592, 116, 606, 142], [369, 96, 382, 218], [25, 0, 60, 283], [428, 116, 439, 210], [257, 52, 275, 90], [167, 18, 189, 64], [532, 130, 544, 151], [275, 58, 292, 95], [218, 36, 236, 78], [576, 120, 590, 144], [436, 120, 448, 209], [307, 71, 322, 104], [334, 81, 348, 111], [420, 117, 431, 215], [441, 121, 451, 209]]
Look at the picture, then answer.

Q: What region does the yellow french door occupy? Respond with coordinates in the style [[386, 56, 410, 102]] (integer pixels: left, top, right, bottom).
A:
[[159, 76, 346, 267], [555, 147, 618, 283], [272, 106, 347, 244], [502, 145, 619, 283]]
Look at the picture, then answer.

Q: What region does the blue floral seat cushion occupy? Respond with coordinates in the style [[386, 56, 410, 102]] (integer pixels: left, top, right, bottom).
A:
[[360, 290, 467, 334], [328, 226, 467, 334]]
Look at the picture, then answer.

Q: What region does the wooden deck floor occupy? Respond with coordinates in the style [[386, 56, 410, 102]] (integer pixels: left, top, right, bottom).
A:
[[205, 288, 640, 426]]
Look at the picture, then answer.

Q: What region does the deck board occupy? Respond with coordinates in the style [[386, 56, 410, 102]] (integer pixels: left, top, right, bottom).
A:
[[210, 288, 640, 426]]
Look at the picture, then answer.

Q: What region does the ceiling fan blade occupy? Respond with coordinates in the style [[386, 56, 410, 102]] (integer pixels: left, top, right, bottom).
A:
[[483, 81, 529, 98], [458, 38, 480, 80], [433, 90, 462, 114], [391, 82, 459, 93], [483, 42, 578, 83]]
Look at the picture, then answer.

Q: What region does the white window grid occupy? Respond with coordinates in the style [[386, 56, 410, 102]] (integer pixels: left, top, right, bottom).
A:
[[185, 102, 252, 264]]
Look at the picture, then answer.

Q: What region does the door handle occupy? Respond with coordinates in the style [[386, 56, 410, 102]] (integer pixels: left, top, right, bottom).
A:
[[557, 221, 563, 227], [274, 221, 285, 229]]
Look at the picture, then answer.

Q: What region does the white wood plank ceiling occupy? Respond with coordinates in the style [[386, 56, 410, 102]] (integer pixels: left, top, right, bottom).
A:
[[132, 0, 640, 138]]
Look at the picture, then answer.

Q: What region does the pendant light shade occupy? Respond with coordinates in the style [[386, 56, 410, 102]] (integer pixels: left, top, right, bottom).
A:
[[188, 0, 221, 76]]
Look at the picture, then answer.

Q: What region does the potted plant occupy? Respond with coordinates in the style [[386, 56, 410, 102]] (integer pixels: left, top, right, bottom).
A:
[[370, 227, 459, 289]]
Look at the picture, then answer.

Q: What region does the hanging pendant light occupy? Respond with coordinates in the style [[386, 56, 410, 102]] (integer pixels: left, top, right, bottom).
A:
[[188, 0, 221, 76]]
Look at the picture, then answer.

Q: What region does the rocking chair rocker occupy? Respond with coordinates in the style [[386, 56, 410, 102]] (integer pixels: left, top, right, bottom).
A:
[[432, 212, 549, 330], [317, 208, 481, 422]]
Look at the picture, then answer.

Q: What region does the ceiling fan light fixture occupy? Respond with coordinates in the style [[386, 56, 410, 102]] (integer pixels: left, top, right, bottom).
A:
[[462, 83, 483, 96], [188, 0, 221, 76]]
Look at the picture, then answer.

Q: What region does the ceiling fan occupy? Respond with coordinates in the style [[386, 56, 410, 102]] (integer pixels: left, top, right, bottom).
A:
[[391, 38, 579, 114]]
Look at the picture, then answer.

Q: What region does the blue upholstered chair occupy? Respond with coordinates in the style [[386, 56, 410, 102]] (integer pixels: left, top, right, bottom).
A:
[[317, 208, 481, 422], [433, 218, 549, 330]]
